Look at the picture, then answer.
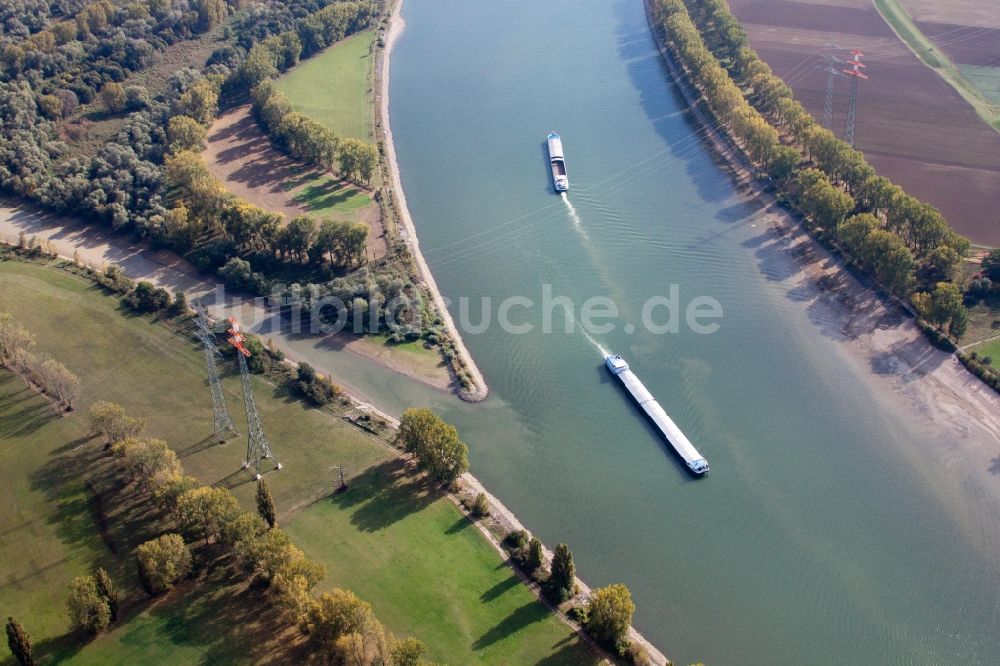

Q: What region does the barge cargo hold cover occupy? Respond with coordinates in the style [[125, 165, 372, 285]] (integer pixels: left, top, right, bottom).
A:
[[605, 353, 709, 475]]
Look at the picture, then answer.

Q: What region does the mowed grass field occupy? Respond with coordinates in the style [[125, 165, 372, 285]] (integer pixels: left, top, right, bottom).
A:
[[276, 30, 375, 141], [970, 338, 1000, 363], [286, 171, 372, 216], [0, 260, 596, 664]]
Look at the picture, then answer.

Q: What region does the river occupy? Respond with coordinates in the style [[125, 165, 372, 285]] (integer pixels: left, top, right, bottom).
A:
[[317, 0, 1000, 663]]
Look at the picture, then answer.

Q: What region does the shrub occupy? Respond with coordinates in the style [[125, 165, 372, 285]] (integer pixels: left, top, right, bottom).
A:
[[504, 529, 529, 552], [566, 604, 589, 624], [624, 642, 653, 666], [124, 281, 171, 312], [471, 492, 490, 518], [294, 363, 341, 406]]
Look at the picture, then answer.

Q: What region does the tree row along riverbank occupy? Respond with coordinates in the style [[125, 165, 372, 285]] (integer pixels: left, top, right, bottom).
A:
[[0, 0, 488, 403], [0, 243, 666, 664], [645, 0, 1000, 396]]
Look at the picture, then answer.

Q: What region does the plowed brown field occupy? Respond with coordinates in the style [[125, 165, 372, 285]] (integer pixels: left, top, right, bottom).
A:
[[729, 0, 1000, 246], [899, 0, 1000, 66]]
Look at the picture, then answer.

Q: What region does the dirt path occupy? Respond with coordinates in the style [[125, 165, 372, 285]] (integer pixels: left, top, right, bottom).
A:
[[203, 104, 388, 262], [0, 196, 447, 392]]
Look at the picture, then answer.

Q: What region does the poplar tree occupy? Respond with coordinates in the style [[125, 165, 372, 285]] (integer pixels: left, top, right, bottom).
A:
[[5, 617, 34, 666], [95, 568, 119, 622], [525, 538, 543, 573], [256, 478, 277, 528], [548, 543, 576, 602]]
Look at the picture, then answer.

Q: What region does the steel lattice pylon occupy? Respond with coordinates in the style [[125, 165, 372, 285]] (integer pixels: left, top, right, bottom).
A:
[[842, 49, 868, 149], [817, 43, 844, 131], [226, 317, 281, 478], [235, 351, 280, 477], [194, 306, 237, 439], [845, 75, 859, 147]]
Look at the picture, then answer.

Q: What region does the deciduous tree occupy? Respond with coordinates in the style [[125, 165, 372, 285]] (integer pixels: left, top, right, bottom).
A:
[[66, 575, 110, 633], [586, 583, 635, 647], [88, 401, 145, 445], [167, 115, 208, 152], [388, 637, 427, 666], [136, 534, 193, 595], [99, 82, 125, 113], [394, 408, 469, 484], [177, 486, 239, 543], [982, 249, 1000, 282], [308, 588, 374, 656]]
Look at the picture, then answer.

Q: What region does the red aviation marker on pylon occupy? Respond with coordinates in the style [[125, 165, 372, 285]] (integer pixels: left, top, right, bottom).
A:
[[842, 49, 868, 147], [842, 49, 869, 80], [226, 316, 251, 357]]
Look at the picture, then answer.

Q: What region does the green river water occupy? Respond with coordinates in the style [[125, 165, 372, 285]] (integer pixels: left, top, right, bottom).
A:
[[289, 0, 1000, 663]]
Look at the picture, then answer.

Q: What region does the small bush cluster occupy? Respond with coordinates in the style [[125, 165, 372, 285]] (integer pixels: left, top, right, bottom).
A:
[[958, 351, 1000, 393], [293, 362, 343, 406]]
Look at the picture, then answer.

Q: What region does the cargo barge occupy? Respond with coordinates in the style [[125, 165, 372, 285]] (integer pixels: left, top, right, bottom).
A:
[[605, 353, 709, 475], [547, 131, 569, 192]]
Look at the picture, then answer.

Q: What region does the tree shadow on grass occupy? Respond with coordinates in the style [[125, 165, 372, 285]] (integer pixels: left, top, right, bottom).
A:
[[330, 458, 440, 532], [33, 628, 91, 664], [479, 574, 520, 603], [1, 400, 56, 438], [293, 180, 365, 212], [28, 444, 113, 555], [472, 600, 550, 651], [445, 515, 472, 535], [177, 433, 227, 459], [534, 635, 602, 666], [140, 560, 308, 665]]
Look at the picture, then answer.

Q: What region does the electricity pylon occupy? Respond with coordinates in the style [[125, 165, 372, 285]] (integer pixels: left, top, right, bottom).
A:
[[193, 304, 237, 441], [816, 43, 845, 130], [226, 317, 281, 478], [842, 49, 868, 148]]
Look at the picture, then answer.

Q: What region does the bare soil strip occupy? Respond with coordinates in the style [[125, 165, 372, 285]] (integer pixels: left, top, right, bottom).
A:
[[203, 104, 388, 262]]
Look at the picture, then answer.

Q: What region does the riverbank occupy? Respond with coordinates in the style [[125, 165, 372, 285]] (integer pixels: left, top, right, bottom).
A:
[[643, 0, 1000, 491], [375, 0, 488, 402], [0, 242, 664, 663]]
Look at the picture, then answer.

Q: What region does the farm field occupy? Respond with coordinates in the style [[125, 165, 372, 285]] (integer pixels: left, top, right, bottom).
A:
[[897, 0, 1000, 68], [276, 30, 375, 141], [0, 259, 595, 664], [728, 0, 1000, 247]]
